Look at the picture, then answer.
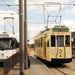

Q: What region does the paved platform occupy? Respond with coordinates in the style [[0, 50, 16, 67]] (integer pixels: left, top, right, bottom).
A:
[[8, 56, 54, 75]]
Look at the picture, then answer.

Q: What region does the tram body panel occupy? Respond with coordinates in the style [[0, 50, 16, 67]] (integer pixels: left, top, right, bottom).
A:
[[0, 50, 12, 59], [65, 47, 72, 58]]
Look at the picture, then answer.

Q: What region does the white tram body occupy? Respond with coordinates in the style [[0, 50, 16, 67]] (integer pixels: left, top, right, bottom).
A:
[[34, 25, 72, 63], [0, 32, 19, 61]]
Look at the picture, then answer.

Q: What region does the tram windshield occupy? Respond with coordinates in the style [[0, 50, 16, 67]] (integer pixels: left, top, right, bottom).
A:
[[57, 36, 64, 47], [51, 35, 70, 47], [0, 38, 11, 50]]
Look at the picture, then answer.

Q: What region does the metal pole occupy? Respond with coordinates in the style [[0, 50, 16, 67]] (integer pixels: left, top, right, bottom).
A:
[[19, 0, 24, 75], [24, 0, 28, 69], [12, 18, 15, 34], [47, 15, 49, 29], [4, 18, 6, 32], [43, 4, 46, 26]]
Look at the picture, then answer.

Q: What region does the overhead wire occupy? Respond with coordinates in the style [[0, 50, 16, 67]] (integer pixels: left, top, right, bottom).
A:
[[2, 0, 11, 11], [55, 5, 61, 22], [28, 0, 41, 5], [61, 5, 74, 16], [34, 15, 44, 25], [44, 8, 56, 20], [0, 1, 75, 25], [1, 0, 18, 15]]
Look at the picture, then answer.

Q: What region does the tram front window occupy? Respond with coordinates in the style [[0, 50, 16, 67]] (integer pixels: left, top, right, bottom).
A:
[[65, 35, 70, 47], [0, 38, 11, 50], [57, 36, 64, 47]]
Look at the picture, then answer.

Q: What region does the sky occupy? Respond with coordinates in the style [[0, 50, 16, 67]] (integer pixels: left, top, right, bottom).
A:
[[0, 0, 75, 43]]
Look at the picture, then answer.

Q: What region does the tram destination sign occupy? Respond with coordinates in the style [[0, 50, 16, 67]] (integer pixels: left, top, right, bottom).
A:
[[52, 28, 69, 32]]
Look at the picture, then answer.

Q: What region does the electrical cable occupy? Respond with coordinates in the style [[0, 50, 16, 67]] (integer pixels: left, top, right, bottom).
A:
[[62, 5, 74, 16], [2, 0, 11, 11], [2, 0, 18, 15]]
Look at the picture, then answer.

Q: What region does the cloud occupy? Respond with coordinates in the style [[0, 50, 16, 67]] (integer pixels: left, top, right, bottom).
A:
[[14, 0, 18, 4], [61, 19, 75, 31], [28, 23, 46, 44]]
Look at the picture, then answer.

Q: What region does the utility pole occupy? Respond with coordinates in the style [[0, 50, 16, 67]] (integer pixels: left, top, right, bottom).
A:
[[19, 0, 24, 75], [24, 0, 28, 69]]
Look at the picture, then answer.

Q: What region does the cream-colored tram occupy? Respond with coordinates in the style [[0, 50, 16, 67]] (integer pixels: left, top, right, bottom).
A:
[[34, 25, 72, 63]]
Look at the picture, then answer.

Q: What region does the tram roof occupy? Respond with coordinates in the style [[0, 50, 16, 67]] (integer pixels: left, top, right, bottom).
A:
[[35, 28, 50, 37], [0, 32, 18, 41], [35, 25, 70, 39]]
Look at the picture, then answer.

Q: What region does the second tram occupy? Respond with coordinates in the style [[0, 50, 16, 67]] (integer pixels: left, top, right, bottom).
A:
[[34, 25, 72, 63]]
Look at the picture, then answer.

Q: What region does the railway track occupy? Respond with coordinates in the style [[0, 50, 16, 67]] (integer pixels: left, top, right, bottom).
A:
[[52, 66, 75, 75], [36, 57, 75, 75], [47, 62, 75, 75], [43, 58, 75, 75]]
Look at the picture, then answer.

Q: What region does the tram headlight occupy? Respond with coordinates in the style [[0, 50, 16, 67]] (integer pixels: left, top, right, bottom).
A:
[[1, 53, 4, 56], [6, 56, 8, 58]]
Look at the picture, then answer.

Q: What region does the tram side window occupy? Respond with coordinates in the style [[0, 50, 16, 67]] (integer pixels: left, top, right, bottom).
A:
[[65, 35, 70, 47], [51, 35, 55, 47], [11, 39, 18, 49], [47, 40, 49, 47]]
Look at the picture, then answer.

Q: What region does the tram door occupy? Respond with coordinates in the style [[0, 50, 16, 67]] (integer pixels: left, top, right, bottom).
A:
[[56, 36, 65, 58]]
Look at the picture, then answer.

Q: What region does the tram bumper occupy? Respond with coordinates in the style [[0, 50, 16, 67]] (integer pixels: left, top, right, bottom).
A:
[[51, 58, 72, 63]]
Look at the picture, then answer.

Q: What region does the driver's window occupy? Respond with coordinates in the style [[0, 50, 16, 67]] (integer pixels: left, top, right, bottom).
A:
[[11, 39, 16, 49]]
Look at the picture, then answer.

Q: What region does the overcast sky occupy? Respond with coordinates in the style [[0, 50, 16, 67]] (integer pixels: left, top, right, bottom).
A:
[[0, 0, 75, 43]]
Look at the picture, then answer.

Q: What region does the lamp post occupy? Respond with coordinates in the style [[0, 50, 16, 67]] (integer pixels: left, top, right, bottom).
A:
[[19, 0, 24, 75], [24, 0, 28, 69]]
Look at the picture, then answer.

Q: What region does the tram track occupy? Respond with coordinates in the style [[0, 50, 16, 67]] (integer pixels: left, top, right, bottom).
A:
[[37, 57, 75, 75], [66, 66, 75, 72], [53, 67, 67, 75], [49, 66, 75, 75], [46, 62, 75, 75], [36, 56, 75, 75], [54, 66, 75, 75]]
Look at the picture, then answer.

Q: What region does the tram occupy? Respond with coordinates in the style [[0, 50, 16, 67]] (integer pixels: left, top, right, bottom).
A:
[[34, 25, 72, 63], [0, 32, 19, 61]]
